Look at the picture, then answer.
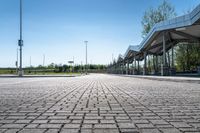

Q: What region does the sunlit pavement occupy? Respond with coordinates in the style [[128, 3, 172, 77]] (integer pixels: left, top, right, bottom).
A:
[[0, 74, 200, 133]]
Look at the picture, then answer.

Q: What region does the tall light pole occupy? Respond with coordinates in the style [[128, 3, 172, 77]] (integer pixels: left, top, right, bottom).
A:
[[18, 0, 23, 76], [43, 54, 45, 67], [16, 48, 18, 74], [84, 41, 88, 75], [30, 56, 32, 67]]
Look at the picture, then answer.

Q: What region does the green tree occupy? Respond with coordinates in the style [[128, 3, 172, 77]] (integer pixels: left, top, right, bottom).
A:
[[175, 9, 200, 72], [141, 0, 176, 38], [176, 43, 200, 72]]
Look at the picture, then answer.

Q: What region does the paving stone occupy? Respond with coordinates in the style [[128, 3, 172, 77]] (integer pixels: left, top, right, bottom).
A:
[[49, 119, 70, 124], [140, 129, 161, 133], [179, 127, 200, 132], [24, 124, 39, 129], [0, 124, 26, 128], [63, 124, 80, 129], [189, 123, 200, 128], [94, 124, 117, 129], [60, 129, 79, 133], [85, 116, 103, 120], [118, 123, 136, 129], [81, 129, 93, 133], [101, 119, 115, 124], [170, 122, 192, 128], [15, 120, 31, 124], [136, 123, 155, 129], [45, 129, 59, 133], [160, 128, 182, 133], [69, 116, 83, 120], [156, 124, 173, 128], [0, 120, 15, 124], [132, 119, 149, 124], [18, 129, 46, 133], [32, 120, 48, 124], [150, 119, 169, 125], [71, 120, 82, 124], [6, 116, 26, 120], [38, 124, 62, 128], [4, 129, 20, 133], [0, 129, 7, 132], [48, 116, 68, 120], [84, 120, 98, 124], [93, 129, 119, 133], [0, 75, 200, 132], [82, 124, 93, 129], [120, 128, 139, 133]]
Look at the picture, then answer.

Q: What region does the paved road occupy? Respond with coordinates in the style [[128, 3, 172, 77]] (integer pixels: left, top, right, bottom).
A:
[[0, 74, 200, 133]]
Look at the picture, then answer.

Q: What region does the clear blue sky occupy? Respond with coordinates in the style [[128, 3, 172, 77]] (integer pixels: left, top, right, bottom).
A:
[[0, 0, 199, 67]]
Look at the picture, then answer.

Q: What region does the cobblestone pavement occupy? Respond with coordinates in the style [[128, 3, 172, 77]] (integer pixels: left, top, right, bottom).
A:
[[0, 74, 200, 133]]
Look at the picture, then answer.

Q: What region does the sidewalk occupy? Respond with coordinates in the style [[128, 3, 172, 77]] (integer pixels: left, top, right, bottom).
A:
[[120, 74, 200, 84]]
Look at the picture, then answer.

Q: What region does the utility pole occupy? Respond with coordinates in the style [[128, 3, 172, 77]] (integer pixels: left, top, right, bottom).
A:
[[16, 48, 18, 74], [30, 56, 31, 67], [84, 41, 88, 75], [18, 0, 23, 77], [43, 54, 45, 67]]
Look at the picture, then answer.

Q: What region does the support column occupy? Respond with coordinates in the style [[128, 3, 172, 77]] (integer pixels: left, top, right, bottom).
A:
[[143, 51, 147, 75], [134, 54, 136, 74], [132, 54, 137, 75], [161, 32, 168, 76], [153, 55, 155, 75], [128, 61, 129, 75], [172, 45, 174, 68], [170, 44, 176, 75], [148, 54, 150, 74], [132, 61, 134, 75], [120, 63, 122, 74], [137, 60, 140, 75], [126, 60, 129, 75], [122, 63, 124, 74], [167, 52, 170, 68], [115, 64, 116, 74], [155, 55, 158, 75], [118, 63, 120, 74]]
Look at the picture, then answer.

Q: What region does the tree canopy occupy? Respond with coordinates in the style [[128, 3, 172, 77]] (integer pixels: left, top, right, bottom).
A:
[[141, 0, 176, 38]]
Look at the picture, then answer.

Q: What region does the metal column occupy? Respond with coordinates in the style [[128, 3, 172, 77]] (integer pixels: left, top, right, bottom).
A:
[[122, 61, 124, 74], [155, 55, 158, 75], [143, 52, 147, 75], [137, 60, 140, 75], [126, 60, 129, 75], [161, 32, 166, 76], [133, 54, 136, 74], [172, 45, 174, 68]]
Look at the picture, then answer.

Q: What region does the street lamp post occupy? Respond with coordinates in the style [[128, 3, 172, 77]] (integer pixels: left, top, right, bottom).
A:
[[16, 48, 18, 74], [84, 41, 88, 75], [18, 0, 23, 76], [43, 54, 45, 67]]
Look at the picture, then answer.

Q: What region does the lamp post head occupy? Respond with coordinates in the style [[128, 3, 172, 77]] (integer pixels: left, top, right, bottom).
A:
[[84, 41, 88, 44]]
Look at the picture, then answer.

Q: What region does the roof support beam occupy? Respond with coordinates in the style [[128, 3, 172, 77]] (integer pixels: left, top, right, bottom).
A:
[[167, 31, 173, 42], [171, 30, 200, 42]]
